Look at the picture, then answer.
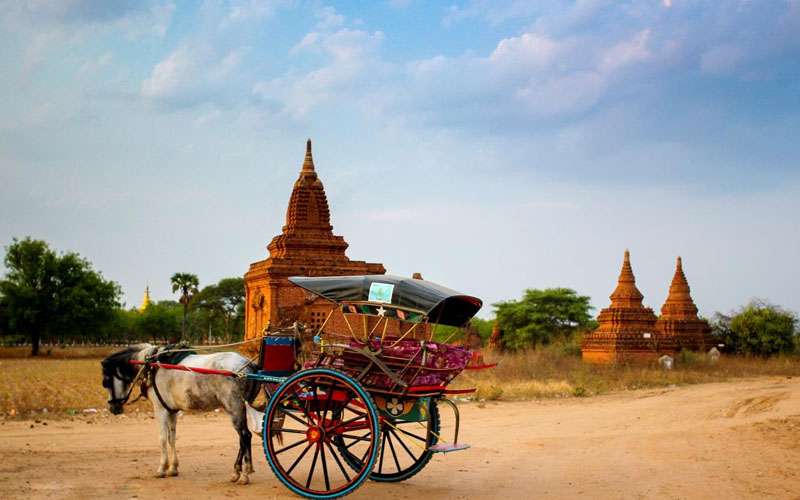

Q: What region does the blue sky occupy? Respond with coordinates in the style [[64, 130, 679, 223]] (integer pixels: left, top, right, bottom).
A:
[[1, 0, 799, 319]]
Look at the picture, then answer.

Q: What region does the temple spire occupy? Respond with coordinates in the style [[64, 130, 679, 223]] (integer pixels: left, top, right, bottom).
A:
[[610, 248, 644, 305], [302, 138, 315, 172], [139, 284, 151, 312]]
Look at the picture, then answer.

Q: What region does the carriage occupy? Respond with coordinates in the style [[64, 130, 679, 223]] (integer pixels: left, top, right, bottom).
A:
[[127, 275, 491, 499]]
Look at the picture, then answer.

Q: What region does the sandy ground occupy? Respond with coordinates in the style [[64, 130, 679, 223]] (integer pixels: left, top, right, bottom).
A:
[[1, 377, 799, 500]]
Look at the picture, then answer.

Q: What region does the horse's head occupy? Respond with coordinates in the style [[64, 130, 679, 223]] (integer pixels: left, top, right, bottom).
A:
[[101, 345, 149, 415]]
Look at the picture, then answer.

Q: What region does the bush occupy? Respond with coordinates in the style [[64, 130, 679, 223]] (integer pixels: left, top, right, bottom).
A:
[[714, 300, 798, 356]]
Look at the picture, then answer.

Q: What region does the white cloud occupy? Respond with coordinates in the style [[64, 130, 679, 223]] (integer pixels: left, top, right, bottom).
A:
[[315, 6, 344, 30], [141, 44, 246, 110], [254, 28, 387, 118], [224, 0, 296, 25], [79, 51, 113, 77], [150, 1, 175, 38], [599, 29, 652, 72]]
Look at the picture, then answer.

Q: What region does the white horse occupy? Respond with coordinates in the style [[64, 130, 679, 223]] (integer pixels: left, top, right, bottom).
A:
[[101, 344, 260, 484]]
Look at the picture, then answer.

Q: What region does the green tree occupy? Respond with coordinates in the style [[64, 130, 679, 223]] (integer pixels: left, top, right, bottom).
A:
[[137, 301, 182, 343], [170, 272, 199, 342], [715, 300, 798, 355], [0, 237, 120, 355], [192, 277, 246, 343], [494, 288, 594, 349]]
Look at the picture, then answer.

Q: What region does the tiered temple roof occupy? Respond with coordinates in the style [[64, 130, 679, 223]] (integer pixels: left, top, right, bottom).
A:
[[656, 257, 714, 351], [242, 140, 386, 357], [580, 250, 677, 363]]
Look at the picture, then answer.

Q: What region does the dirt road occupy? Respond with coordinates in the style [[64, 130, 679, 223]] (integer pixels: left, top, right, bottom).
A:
[[1, 377, 798, 499]]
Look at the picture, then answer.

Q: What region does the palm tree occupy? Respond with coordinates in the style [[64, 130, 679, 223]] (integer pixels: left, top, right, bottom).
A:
[[170, 272, 199, 342]]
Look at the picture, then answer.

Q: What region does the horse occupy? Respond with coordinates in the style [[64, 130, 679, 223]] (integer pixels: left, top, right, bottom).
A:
[[101, 344, 260, 485]]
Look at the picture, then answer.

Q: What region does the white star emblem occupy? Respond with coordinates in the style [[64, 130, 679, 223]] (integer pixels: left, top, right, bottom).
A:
[[376, 306, 386, 317]]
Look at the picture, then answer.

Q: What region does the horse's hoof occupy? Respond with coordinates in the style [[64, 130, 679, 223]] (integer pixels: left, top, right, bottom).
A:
[[230, 471, 240, 483], [167, 469, 179, 477], [247, 465, 255, 474], [237, 475, 249, 485], [154, 471, 167, 478]]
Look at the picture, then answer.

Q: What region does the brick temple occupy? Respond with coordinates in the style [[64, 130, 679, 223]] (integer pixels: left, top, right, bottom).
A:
[[242, 140, 386, 357], [656, 256, 714, 351], [580, 250, 677, 364]]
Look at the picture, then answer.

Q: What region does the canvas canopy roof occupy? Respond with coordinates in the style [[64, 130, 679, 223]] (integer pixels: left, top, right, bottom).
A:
[[288, 275, 483, 327]]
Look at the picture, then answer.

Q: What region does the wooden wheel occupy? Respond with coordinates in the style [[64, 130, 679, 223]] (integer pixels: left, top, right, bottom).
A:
[[263, 368, 379, 499], [337, 398, 439, 482]]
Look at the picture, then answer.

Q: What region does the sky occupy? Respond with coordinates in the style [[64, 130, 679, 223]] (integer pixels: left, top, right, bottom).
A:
[[1, 0, 799, 319]]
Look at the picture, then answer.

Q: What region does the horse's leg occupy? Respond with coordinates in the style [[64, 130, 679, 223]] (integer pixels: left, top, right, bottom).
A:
[[231, 448, 243, 483], [154, 407, 170, 478], [166, 411, 179, 476], [231, 413, 252, 485]]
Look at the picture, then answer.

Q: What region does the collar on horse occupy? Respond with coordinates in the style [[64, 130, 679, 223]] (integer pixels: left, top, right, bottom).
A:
[[143, 344, 196, 414]]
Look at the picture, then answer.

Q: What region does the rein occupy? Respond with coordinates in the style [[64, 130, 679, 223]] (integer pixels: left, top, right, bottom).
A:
[[108, 363, 148, 407]]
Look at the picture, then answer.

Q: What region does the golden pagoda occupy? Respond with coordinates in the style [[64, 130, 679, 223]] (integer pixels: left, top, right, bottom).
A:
[[656, 257, 714, 351], [580, 250, 677, 363], [139, 285, 151, 311]]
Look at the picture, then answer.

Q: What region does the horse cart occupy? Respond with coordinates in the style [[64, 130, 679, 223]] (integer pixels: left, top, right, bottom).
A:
[[129, 275, 492, 499]]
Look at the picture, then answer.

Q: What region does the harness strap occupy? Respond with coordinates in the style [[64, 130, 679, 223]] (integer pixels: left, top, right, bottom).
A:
[[149, 366, 179, 414]]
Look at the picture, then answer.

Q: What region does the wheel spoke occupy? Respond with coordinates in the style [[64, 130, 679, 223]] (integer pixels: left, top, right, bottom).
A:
[[305, 443, 320, 489], [386, 429, 401, 471], [325, 441, 351, 482], [321, 379, 339, 424], [275, 437, 309, 456], [378, 430, 388, 473], [311, 381, 321, 421], [276, 405, 311, 427], [343, 432, 371, 450], [337, 433, 373, 443], [393, 424, 428, 442], [286, 443, 313, 475], [320, 443, 331, 491], [289, 386, 315, 424], [274, 427, 308, 435], [327, 413, 366, 433], [390, 427, 419, 461]]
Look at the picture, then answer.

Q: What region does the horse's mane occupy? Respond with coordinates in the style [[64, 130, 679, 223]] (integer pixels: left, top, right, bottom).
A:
[[102, 344, 152, 380]]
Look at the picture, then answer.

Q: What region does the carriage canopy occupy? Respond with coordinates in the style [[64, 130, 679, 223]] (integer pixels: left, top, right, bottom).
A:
[[288, 275, 483, 327]]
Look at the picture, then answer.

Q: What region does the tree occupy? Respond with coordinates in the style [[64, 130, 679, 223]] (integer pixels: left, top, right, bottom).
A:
[[171, 272, 199, 342], [493, 288, 594, 349], [137, 301, 182, 343], [0, 237, 120, 355], [714, 300, 798, 355], [192, 277, 246, 343]]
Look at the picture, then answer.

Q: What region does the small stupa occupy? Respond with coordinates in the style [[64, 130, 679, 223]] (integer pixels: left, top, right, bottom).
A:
[[580, 250, 677, 363], [139, 285, 151, 311], [656, 257, 714, 351], [488, 323, 504, 350]]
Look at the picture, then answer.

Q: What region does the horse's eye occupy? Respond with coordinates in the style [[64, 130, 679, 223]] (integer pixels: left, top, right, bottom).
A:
[[102, 378, 111, 388]]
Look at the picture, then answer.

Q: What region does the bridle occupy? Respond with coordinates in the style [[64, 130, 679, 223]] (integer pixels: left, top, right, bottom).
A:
[[105, 364, 148, 407]]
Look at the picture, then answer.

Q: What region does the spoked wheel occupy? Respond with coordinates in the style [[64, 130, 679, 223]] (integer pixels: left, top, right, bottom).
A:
[[263, 368, 379, 499], [337, 398, 440, 482]]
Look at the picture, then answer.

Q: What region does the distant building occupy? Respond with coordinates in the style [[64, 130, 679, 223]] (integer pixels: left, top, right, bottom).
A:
[[242, 140, 389, 357], [656, 257, 714, 351], [139, 285, 151, 311], [580, 250, 678, 363]]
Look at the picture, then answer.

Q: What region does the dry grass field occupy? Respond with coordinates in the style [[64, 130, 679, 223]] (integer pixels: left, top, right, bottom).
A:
[[1, 346, 799, 418], [457, 348, 800, 400]]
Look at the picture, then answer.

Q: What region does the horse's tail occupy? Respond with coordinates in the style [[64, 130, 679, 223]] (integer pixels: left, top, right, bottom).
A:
[[243, 361, 261, 405]]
